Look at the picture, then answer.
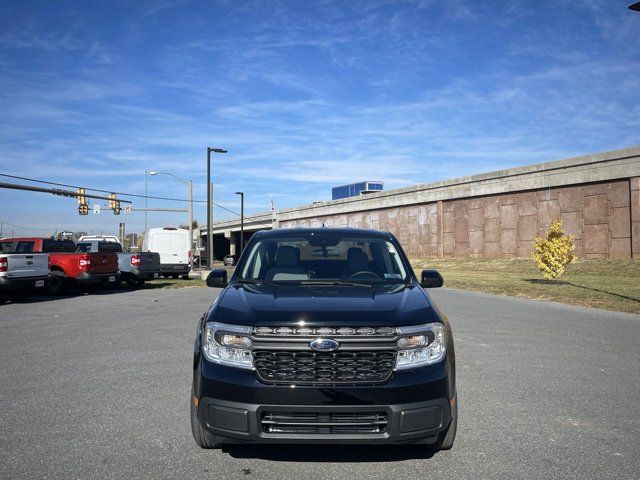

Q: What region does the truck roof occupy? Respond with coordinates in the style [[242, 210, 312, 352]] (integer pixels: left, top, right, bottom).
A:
[[1, 237, 55, 242], [253, 227, 393, 238]]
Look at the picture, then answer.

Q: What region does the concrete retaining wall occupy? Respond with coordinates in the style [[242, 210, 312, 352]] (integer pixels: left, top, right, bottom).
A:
[[280, 178, 639, 259], [208, 146, 640, 259]]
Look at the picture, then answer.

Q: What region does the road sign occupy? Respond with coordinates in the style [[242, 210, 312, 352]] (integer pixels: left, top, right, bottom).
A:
[[124, 204, 132, 214], [93, 204, 100, 214]]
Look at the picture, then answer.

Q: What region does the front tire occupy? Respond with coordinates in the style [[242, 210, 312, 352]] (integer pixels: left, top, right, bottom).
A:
[[190, 393, 220, 449]]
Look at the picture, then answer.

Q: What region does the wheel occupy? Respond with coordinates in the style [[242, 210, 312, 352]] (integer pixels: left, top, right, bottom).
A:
[[8, 289, 28, 302], [180, 274, 189, 280], [171, 274, 179, 279], [125, 277, 139, 288], [135, 279, 145, 287], [434, 399, 457, 450], [190, 391, 220, 449], [47, 271, 68, 296]]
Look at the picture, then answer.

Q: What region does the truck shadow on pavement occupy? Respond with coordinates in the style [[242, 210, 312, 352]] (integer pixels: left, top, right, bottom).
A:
[[223, 444, 437, 462], [0, 286, 139, 304]]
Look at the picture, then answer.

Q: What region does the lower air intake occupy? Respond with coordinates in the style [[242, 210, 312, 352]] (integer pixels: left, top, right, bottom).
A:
[[262, 412, 388, 434]]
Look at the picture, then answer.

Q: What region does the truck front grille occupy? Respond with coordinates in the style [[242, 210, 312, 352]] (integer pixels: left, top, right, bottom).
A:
[[253, 350, 396, 384], [262, 411, 388, 434]]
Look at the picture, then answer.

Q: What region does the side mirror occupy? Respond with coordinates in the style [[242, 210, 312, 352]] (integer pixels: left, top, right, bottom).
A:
[[206, 268, 228, 288], [421, 269, 443, 288]]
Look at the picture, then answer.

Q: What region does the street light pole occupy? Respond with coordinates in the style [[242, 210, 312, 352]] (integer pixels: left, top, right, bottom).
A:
[[144, 170, 149, 245], [206, 147, 227, 269], [235, 191, 244, 253], [188, 179, 193, 269], [146, 171, 193, 269]]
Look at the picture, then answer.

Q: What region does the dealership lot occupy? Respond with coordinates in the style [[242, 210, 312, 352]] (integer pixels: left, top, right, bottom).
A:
[[1, 288, 639, 479]]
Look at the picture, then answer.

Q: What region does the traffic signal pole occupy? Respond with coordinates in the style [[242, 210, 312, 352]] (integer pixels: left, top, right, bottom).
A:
[[0, 181, 132, 204]]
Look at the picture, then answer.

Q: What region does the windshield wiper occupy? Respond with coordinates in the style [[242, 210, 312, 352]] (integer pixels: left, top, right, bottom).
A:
[[298, 280, 375, 288], [236, 278, 278, 286]]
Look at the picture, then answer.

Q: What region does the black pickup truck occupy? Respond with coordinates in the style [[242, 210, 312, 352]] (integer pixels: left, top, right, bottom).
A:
[[191, 228, 457, 450]]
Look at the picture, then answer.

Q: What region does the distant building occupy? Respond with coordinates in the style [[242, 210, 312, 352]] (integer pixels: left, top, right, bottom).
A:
[[332, 181, 383, 200], [124, 233, 138, 251]]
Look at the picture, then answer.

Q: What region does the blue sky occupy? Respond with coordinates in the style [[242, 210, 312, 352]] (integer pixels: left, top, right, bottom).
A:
[[0, 0, 638, 236]]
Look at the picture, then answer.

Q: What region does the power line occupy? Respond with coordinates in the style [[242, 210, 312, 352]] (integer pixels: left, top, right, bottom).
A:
[[0, 222, 57, 231], [0, 172, 240, 216]]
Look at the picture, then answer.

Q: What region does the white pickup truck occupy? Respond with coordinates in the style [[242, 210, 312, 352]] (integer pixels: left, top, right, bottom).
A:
[[0, 239, 49, 301]]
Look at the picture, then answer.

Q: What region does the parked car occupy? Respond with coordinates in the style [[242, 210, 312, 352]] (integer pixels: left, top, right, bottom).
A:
[[145, 227, 191, 279], [77, 236, 160, 287], [0, 239, 49, 301], [1, 237, 119, 295], [222, 254, 237, 266], [191, 228, 456, 450]]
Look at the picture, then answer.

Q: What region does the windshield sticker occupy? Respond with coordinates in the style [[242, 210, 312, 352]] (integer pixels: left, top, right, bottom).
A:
[[384, 273, 403, 279]]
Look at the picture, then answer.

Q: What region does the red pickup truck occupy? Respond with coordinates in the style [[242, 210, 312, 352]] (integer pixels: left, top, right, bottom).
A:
[[0, 237, 120, 295]]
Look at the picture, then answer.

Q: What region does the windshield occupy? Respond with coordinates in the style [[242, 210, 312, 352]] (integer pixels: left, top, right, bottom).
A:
[[237, 233, 410, 284]]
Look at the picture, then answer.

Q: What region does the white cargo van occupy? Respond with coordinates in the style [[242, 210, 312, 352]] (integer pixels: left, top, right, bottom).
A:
[[144, 227, 191, 278]]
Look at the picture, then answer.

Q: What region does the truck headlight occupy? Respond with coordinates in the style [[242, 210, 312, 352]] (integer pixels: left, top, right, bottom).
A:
[[203, 322, 253, 369], [395, 323, 446, 370]]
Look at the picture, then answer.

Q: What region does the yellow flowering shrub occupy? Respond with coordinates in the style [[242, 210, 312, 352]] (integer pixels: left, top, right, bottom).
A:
[[532, 220, 576, 280]]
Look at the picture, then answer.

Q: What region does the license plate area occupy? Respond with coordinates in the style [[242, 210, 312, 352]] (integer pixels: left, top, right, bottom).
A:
[[34, 280, 45, 287], [108, 276, 116, 282]]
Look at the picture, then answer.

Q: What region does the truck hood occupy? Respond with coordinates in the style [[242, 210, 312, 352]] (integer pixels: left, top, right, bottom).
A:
[[210, 284, 440, 327]]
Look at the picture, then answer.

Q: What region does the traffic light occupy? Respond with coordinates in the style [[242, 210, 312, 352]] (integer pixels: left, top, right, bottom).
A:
[[77, 188, 88, 215], [109, 193, 121, 215]]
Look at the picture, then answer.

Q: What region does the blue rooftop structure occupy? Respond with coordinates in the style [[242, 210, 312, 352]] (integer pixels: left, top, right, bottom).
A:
[[332, 181, 384, 200]]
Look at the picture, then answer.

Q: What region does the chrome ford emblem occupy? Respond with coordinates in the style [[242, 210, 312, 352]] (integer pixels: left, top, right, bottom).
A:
[[309, 338, 340, 352]]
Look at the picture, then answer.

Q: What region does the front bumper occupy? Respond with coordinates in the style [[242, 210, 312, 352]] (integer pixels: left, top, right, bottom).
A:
[[0, 275, 48, 291], [194, 356, 455, 444], [75, 272, 120, 285]]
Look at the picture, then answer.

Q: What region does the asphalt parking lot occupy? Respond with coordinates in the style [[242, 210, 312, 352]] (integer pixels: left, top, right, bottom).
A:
[[1, 287, 639, 480]]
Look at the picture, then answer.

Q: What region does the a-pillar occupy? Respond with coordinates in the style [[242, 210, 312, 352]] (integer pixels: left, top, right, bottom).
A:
[[631, 177, 640, 258]]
